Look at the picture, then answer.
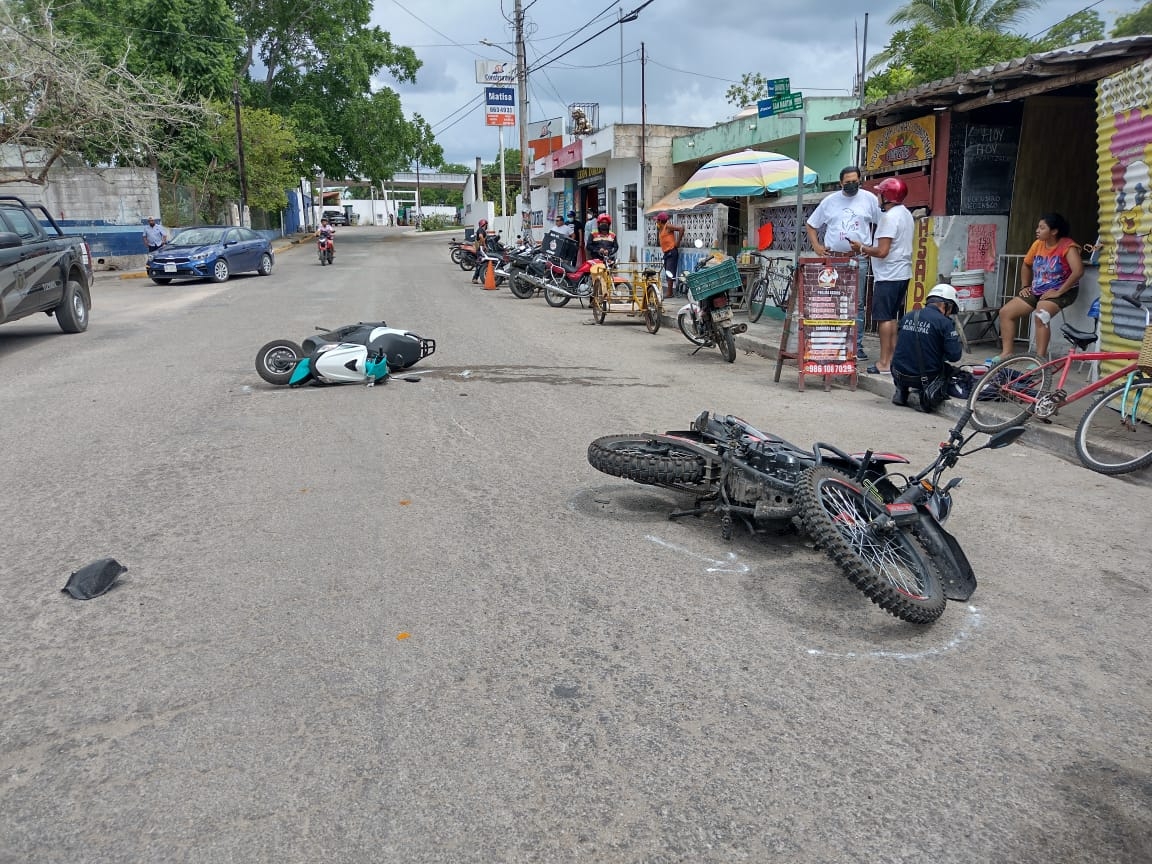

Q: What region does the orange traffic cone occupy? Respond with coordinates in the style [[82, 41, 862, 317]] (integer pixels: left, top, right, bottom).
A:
[[483, 259, 497, 290]]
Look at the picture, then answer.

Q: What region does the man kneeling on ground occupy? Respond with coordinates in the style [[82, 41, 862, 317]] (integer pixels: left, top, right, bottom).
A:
[[891, 284, 963, 413]]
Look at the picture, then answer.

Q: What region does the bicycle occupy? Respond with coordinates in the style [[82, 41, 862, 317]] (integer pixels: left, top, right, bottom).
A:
[[967, 289, 1152, 475], [746, 252, 796, 323]]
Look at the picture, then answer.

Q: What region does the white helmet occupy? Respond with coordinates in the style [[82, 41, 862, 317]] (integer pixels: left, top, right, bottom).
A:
[[926, 284, 958, 305]]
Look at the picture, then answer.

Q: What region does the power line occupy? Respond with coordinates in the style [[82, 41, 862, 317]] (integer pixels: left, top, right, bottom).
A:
[[435, 101, 484, 135], [431, 93, 484, 130], [528, 0, 656, 73], [647, 56, 851, 91], [524, 0, 622, 71], [1026, 0, 1106, 39], [389, 0, 486, 58]]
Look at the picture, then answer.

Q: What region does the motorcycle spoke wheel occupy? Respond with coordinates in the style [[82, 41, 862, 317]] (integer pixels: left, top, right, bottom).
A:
[[545, 286, 571, 307], [797, 467, 946, 624], [967, 353, 1049, 432], [643, 285, 662, 333], [587, 435, 707, 485], [677, 311, 709, 346], [719, 328, 736, 363], [1075, 379, 1152, 475]]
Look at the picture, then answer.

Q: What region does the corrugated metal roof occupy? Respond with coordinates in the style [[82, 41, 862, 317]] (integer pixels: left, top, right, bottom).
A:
[[829, 37, 1152, 121]]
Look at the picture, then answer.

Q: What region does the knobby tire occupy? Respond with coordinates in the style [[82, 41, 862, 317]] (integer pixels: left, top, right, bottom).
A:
[[587, 435, 708, 486]]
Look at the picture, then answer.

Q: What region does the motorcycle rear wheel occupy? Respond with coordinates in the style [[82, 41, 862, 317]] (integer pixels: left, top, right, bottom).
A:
[[544, 286, 571, 307], [719, 328, 736, 363], [255, 339, 303, 386], [587, 435, 707, 486], [797, 466, 946, 624], [450, 247, 463, 265]]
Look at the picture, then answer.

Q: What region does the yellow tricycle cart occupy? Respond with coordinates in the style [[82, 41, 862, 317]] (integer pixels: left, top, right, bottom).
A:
[[588, 261, 664, 333]]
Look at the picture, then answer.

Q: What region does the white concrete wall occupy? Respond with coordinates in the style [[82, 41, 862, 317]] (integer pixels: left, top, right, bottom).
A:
[[604, 158, 643, 261], [2, 168, 159, 223]]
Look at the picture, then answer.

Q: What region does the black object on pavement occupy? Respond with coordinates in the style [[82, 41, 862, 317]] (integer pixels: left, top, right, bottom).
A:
[[62, 558, 127, 599]]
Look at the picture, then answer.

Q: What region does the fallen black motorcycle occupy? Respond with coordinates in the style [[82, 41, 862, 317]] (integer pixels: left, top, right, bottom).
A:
[[587, 409, 1024, 624]]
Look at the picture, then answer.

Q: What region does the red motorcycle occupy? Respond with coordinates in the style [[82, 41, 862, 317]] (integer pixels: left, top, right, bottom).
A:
[[317, 235, 335, 266]]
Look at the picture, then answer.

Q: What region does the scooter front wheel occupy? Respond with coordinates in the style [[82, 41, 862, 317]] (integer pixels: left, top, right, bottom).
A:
[[797, 466, 946, 624], [255, 339, 303, 386]]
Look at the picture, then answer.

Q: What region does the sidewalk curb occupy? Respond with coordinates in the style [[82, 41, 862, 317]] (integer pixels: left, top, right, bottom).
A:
[[658, 307, 1081, 464]]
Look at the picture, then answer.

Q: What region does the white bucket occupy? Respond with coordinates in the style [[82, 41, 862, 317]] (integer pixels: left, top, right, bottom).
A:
[[950, 269, 985, 311]]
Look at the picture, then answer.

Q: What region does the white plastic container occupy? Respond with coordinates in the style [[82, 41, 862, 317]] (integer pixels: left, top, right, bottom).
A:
[[950, 270, 985, 311]]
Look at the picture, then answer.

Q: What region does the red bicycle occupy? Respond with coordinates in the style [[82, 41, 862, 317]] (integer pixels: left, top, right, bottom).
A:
[[967, 290, 1152, 474]]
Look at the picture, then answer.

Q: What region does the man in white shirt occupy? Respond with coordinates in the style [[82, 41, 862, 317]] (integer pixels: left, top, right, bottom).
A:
[[805, 166, 880, 359], [850, 177, 914, 374], [552, 215, 574, 238], [142, 217, 169, 252]]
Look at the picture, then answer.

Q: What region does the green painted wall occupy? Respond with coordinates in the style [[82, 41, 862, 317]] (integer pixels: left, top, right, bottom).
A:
[[672, 97, 860, 188]]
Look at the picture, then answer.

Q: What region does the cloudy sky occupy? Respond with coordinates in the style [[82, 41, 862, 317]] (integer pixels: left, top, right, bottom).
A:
[[372, 0, 1134, 167]]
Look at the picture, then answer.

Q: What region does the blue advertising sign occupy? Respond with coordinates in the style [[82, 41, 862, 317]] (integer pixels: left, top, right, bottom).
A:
[[484, 87, 516, 107]]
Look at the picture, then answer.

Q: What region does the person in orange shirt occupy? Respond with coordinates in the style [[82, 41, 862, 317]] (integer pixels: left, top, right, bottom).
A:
[[656, 212, 685, 298]]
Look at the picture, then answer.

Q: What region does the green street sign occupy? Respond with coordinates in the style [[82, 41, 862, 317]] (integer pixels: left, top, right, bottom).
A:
[[767, 78, 790, 97], [771, 92, 804, 114]]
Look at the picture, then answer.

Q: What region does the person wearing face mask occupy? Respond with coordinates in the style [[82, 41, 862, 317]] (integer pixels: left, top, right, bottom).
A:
[[806, 166, 881, 359]]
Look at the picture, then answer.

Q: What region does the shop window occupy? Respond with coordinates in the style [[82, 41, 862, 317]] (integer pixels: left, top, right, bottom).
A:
[[623, 184, 637, 231]]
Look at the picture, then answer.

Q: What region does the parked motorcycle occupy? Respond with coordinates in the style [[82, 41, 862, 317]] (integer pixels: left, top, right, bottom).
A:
[[255, 321, 436, 387], [587, 408, 1024, 624], [317, 235, 334, 266], [676, 242, 747, 363]]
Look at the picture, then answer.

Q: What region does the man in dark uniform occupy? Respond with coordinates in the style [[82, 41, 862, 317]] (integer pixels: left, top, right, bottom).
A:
[[585, 214, 619, 263], [891, 284, 963, 412]]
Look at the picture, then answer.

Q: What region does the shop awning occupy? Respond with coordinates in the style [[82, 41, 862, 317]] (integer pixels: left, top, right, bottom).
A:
[[645, 187, 714, 216]]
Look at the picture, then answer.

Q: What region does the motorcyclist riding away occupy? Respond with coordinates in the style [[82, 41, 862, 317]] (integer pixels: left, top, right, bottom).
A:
[[586, 214, 618, 263]]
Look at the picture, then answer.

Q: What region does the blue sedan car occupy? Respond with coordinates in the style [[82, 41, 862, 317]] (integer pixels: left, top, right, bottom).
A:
[[147, 226, 274, 285]]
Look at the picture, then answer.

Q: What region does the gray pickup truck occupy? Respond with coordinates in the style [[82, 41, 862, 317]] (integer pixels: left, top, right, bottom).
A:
[[0, 195, 94, 333]]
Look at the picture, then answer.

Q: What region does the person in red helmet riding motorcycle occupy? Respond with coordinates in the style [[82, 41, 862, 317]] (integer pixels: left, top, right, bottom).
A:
[[850, 176, 914, 374], [586, 213, 618, 263], [656, 211, 685, 298], [471, 218, 490, 284]]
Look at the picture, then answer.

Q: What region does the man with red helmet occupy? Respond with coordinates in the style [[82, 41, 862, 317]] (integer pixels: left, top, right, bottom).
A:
[[850, 176, 914, 374], [586, 213, 619, 262], [656, 211, 685, 298]]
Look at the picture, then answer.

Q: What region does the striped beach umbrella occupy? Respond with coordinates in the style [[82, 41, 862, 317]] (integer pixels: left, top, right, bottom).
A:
[[678, 149, 817, 199]]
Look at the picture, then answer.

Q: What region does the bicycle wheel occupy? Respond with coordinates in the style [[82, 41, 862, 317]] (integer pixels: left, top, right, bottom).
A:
[[643, 284, 662, 333], [1074, 378, 1152, 475], [766, 270, 791, 308], [748, 278, 768, 323], [797, 466, 946, 624], [966, 353, 1051, 433]]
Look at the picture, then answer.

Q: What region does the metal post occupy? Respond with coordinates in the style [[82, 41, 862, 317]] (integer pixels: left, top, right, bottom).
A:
[[515, 0, 532, 240], [793, 110, 807, 271], [233, 80, 248, 226], [499, 125, 508, 224], [858, 13, 869, 167], [619, 7, 625, 124], [415, 158, 422, 225], [639, 41, 646, 221]]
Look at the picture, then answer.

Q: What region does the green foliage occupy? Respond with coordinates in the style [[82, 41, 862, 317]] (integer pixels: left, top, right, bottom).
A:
[[725, 73, 770, 108], [417, 214, 452, 231], [1033, 10, 1105, 51], [888, 0, 1042, 31], [1112, 2, 1152, 37]]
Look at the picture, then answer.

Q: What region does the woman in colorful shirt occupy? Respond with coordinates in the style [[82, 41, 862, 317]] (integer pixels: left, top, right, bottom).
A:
[[994, 212, 1084, 361]]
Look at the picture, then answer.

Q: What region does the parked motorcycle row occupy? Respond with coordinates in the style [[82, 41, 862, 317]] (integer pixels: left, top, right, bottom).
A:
[[446, 234, 747, 363]]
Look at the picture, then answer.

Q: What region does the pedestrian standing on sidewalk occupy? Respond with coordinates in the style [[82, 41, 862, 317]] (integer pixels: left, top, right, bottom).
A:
[[142, 217, 169, 253], [656, 212, 685, 299], [850, 177, 913, 375], [471, 218, 490, 284], [805, 166, 880, 359]]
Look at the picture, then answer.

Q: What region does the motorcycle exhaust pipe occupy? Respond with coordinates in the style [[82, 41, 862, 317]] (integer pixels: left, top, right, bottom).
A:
[[731, 323, 748, 335]]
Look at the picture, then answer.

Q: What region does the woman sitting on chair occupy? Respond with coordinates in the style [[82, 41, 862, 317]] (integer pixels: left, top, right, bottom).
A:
[[992, 212, 1084, 362]]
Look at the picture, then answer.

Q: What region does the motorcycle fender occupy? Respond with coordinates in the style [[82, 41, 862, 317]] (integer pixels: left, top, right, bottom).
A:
[[288, 358, 313, 387], [647, 433, 721, 466], [915, 513, 976, 602], [313, 344, 369, 383]]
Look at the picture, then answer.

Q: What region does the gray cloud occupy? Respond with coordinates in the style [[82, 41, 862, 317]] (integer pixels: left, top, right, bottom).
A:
[[373, 0, 1121, 167]]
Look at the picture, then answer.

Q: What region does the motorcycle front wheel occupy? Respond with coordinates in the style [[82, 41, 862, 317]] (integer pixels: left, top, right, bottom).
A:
[[509, 274, 535, 299], [797, 466, 946, 624], [255, 339, 303, 386], [677, 312, 709, 347], [544, 286, 572, 307], [587, 435, 708, 486]]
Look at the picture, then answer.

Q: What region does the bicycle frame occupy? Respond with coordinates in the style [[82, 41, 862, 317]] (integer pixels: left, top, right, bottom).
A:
[[999, 350, 1139, 408]]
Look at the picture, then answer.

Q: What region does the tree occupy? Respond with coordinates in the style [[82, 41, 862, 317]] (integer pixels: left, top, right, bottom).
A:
[[725, 73, 770, 108], [1112, 2, 1152, 37], [1033, 10, 1105, 51], [888, 0, 1042, 32], [481, 149, 522, 215], [202, 104, 298, 212], [0, 2, 204, 183]]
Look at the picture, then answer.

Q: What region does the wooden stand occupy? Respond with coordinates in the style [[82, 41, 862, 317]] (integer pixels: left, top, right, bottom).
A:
[[774, 256, 859, 392]]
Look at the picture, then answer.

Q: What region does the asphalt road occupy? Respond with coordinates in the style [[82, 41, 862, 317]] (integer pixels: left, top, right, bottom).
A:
[[2, 227, 1150, 863]]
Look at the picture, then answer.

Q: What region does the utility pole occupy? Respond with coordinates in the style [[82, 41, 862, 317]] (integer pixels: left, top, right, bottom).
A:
[[619, 7, 624, 124], [639, 42, 646, 221], [514, 0, 532, 240], [232, 80, 248, 227]]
